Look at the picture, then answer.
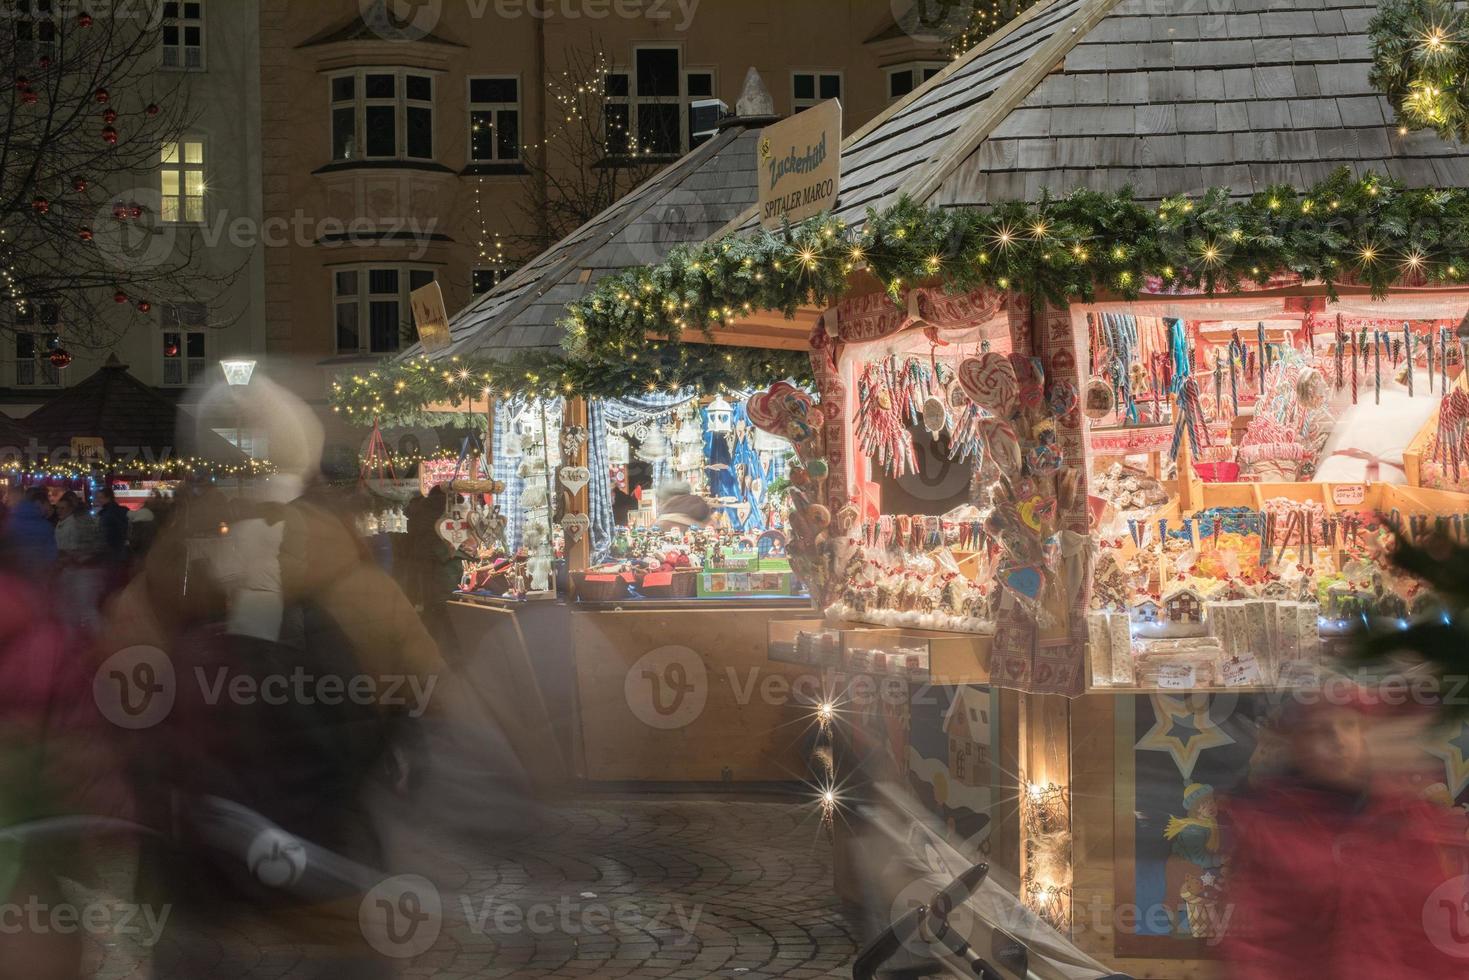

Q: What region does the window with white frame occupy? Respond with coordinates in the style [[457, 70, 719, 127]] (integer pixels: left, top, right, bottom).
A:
[[792, 71, 842, 113], [160, 139, 205, 223], [468, 76, 520, 163], [329, 69, 435, 163], [886, 61, 946, 102], [12, 303, 59, 387], [13, 0, 57, 66], [162, 1, 204, 70], [160, 302, 207, 386], [602, 49, 710, 158], [334, 266, 436, 354]]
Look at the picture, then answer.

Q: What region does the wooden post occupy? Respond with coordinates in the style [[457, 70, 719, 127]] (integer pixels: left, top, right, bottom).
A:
[[564, 397, 591, 572]]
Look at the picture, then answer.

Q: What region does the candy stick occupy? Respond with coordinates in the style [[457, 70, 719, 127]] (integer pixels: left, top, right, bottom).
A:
[[1257, 322, 1268, 392], [1375, 331, 1382, 405], [1351, 331, 1359, 404], [1429, 326, 1436, 393], [1335, 318, 1345, 390], [1405, 323, 1414, 397]]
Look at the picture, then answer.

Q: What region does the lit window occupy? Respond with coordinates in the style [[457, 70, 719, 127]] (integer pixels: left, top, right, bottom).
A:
[[160, 140, 205, 223], [469, 76, 520, 162], [162, 1, 204, 70]]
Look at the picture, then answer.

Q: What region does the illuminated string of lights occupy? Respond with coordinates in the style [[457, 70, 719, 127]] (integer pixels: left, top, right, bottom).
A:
[[0, 455, 275, 481], [1369, 0, 1469, 141]]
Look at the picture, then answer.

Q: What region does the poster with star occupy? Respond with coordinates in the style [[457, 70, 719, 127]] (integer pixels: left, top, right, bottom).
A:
[[1115, 692, 1265, 959]]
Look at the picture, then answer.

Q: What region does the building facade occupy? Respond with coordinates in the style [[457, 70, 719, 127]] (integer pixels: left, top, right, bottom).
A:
[[3, 0, 266, 422], [258, 0, 947, 400]]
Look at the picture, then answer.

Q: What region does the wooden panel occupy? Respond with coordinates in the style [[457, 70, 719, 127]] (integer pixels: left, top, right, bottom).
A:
[[572, 606, 811, 782]]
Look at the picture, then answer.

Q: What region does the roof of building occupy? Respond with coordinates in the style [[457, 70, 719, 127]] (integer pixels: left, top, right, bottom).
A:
[[419, 116, 777, 361], [739, 0, 1462, 233], [0, 410, 30, 451], [20, 355, 246, 463]]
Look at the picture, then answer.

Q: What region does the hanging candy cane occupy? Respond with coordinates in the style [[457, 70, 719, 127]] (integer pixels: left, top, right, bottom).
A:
[[1351, 330, 1359, 404], [1335, 317, 1345, 390], [1257, 321, 1268, 392], [1169, 377, 1210, 461], [1374, 331, 1383, 405], [1429, 326, 1436, 394]]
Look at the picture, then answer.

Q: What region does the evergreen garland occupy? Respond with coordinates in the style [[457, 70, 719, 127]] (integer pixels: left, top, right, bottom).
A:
[[1369, 0, 1469, 143], [563, 169, 1469, 361]]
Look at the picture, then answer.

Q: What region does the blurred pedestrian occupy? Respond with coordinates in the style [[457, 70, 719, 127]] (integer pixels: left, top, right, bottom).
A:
[[2, 486, 56, 570], [1223, 693, 1469, 978], [96, 487, 130, 564], [654, 478, 712, 531]]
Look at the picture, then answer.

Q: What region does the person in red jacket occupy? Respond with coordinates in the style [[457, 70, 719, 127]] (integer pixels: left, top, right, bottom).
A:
[[1222, 691, 1469, 978]]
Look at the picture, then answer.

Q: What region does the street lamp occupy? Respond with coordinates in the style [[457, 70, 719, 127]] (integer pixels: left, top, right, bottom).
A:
[[220, 358, 257, 459], [220, 358, 256, 387]]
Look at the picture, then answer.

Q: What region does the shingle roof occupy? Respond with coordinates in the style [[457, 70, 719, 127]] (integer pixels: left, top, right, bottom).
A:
[[21, 355, 245, 463], [419, 117, 775, 361], [0, 411, 30, 452], [738, 0, 1467, 232]]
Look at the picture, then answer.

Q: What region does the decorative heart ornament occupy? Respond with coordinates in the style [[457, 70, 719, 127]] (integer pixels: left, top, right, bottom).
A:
[[999, 563, 1044, 601], [437, 515, 472, 550], [561, 513, 589, 543], [559, 465, 591, 495], [958, 352, 1019, 418]]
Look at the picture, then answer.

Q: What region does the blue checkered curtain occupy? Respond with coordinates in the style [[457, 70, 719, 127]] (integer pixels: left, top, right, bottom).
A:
[[491, 396, 562, 552], [588, 398, 615, 560]]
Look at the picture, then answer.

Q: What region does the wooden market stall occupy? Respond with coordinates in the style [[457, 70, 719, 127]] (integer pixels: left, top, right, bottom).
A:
[[556, 0, 1469, 974], [365, 103, 822, 787]]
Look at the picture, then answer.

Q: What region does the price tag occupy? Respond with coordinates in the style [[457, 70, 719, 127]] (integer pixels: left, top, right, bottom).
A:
[[1157, 663, 1196, 689], [1332, 484, 1366, 506], [1222, 653, 1264, 687]]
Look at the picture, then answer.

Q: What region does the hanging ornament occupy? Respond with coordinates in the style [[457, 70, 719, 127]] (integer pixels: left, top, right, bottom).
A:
[[20, 90, 37, 105], [72, 176, 87, 192], [93, 87, 109, 103], [30, 197, 48, 214], [136, 300, 150, 313], [706, 395, 734, 433], [128, 202, 143, 219], [44, 333, 61, 352], [101, 125, 118, 144], [49, 349, 72, 369], [112, 202, 128, 219], [113, 290, 127, 303], [561, 424, 589, 460], [77, 226, 93, 242], [14, 75, 28, 88], [78, 11, 93, 27], [164, 340, 179, 357], [637, 424, 670, 461], [146, 103, 160, 116], [605, 432, 630, 465], [102, 107, 117, 124]]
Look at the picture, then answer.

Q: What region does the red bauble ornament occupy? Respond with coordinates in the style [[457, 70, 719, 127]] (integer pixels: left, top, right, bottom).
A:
[[37, 56, 50, 69], [128, 203, 143, 218], [145, 103, 160, 116], [72, 176, 87, 192], [101, 125, 117, 144], [16, 76, 29, 89], [164, 342, 179, 357], [78, 12, 93, 27], [113, 290, 127, 304], [78, 226, 93, 242], [94, 87, 109, 103], [102, 108, 117, 124], [112, 202, 128, 219], [20, 90, 37, 105], [49, 349, 72, 369], [31, 197, 48, 214], [136, 300, 151, 313]]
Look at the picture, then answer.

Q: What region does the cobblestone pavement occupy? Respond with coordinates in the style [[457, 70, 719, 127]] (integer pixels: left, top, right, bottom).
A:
[[93, 797, 860, 980]]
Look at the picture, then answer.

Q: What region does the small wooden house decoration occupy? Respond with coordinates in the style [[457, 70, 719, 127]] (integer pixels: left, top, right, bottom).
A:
[[944, 687, 992, 787], [1165, 586, 1206, 626]]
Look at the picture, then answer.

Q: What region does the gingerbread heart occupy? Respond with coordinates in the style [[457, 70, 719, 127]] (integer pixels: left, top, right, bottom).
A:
[[958, 352, 1019, 418], [558, 465, 591, 495]]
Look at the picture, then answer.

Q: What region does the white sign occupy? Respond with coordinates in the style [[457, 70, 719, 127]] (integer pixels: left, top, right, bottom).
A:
[[1157, 663, 1196, 689], [1221, 653, 1264, 687], [411, 281, 451, 353], [1331, 483, 1366, 506], [757, 99, 841, 230]]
